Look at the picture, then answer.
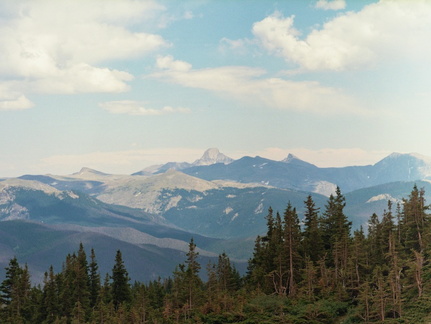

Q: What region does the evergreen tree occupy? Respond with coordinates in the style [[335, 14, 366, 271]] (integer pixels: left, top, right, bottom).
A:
[[89, 248, 101, 309], [0, 257, 31, 323], [42, 265, 59, 323], [282, 202, 302, 297], [0, 257, 22, 306], [321, 187, 351, 290], [302, 195, 323, 263], [185, 238, 202, 311], [400, 185, 430, 253], [111, 250, 131, 309]]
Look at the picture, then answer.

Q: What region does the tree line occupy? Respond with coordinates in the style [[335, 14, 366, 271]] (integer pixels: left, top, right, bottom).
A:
[[1, 185, 431, 323]]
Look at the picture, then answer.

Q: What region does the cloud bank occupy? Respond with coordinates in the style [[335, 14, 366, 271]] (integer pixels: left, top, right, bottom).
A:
[[152, 56, 361, 114], [0, 0, 167, 108]]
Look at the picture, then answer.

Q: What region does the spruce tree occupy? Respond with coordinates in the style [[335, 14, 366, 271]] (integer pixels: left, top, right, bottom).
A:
[[185, 238, 202, 311], [302, 195, 323, 263], [0, 257, 31, 322], [282, 202, 302, 297], [89, 248, 101, 309], [111, 250, 131, 309]]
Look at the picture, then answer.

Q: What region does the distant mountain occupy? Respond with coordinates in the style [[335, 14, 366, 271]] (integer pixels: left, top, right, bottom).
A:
[[182, 152, 431, 195], [133, 148, 233, 175], [96, 169, 220, 213], [344, 180, 431, 230], [0, 220, 234, 284], [0, 180, 241, 282], [192, 148, 233, 166], [6, 150, 431, 280]]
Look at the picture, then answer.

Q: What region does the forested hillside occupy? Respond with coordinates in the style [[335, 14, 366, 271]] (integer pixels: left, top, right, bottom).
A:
[[2, 185, 431, 323]]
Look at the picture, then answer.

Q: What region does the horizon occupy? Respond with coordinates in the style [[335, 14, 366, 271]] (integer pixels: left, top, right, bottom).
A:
[[5, 148, 427, 178], [1, 1, 430, 177]]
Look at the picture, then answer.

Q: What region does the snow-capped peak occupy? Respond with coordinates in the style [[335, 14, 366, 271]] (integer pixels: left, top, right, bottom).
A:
[[192, 148, 233, 166]]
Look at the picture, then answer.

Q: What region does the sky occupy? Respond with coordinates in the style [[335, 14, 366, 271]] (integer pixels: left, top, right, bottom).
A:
[[1, 0, 431, 176]]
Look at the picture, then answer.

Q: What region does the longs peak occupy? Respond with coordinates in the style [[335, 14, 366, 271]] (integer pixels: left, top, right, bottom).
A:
[[192, 148, 233, 166]]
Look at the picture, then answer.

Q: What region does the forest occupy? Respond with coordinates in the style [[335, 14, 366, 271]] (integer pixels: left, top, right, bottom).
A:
[[1, 185, 431, 323]]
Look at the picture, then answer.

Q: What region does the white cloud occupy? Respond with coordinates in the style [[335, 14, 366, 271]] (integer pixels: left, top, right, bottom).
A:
[[156, 55, 192, 72], [0, 95, 33, 111], [152, 56, 363, 114], [253, 2, 431, 71], [218, 37, 254, 55], [315, 0, 346, 11], [0, 83, 34, 110], [100, 100, 191, 116], [0, 0, 167, 103], [157, 9, 195, 28], [31, 65, 134, 94]]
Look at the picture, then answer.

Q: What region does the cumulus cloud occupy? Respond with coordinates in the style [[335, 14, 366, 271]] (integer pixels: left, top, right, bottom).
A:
[[0, 84, 34, 110], [253, 2, 431, 71], [0, 0, 167, 106], [100, 100, 191, 116], [152, 56, 362, 114], [156, 55, 192, 72], [0, 95, 33, 111], [315, 0, 346, 11]]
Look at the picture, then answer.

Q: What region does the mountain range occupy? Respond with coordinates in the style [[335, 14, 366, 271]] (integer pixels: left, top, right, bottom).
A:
[[2, 148, 431, 283]]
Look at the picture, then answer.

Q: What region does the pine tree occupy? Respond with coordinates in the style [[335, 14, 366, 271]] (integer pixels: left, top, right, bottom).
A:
[[89, 248, 100, 309], [367, 213, 385, 267], [74, 243, 91, 318], [321, 187, 351, 291], [185, 238, 202, 312], [111, 250, 131, 309], [283, 202, 302, 297], [400, 185, 430, 253], [42, 265, 59, 323], [0, 257, 31, 323], [302, 195, 323, 263], [0, 257, 22, 306]]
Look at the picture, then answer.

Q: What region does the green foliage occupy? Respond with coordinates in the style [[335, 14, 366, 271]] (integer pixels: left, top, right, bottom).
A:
[[111, 249, 131, 309]]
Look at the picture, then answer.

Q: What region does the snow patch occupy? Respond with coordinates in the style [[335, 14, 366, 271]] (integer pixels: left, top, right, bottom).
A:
[[367, 194, 398, 203], [259, 163, 267, 169], [188, 195, 203, 203], [224, 207, 233, 214], [67, 191, 79, 199], [165, 195, 182, 211], [1, 203, 29, 220], [226, 194, 236, 198], [312, 181, 337, 197], [231, 213, 239, 221], [254, 202, 264, 214]]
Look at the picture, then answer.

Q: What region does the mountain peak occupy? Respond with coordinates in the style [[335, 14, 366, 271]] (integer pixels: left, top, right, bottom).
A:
[[378, 152, 431, 164], [73, 167, 109, 177], [192, 148, 233, 166], [281, 153, 316, 167], [281, 153, 301, 163]]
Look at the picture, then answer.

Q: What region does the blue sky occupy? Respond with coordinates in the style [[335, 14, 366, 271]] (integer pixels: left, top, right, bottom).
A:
[[0, 0, 430, 176]]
